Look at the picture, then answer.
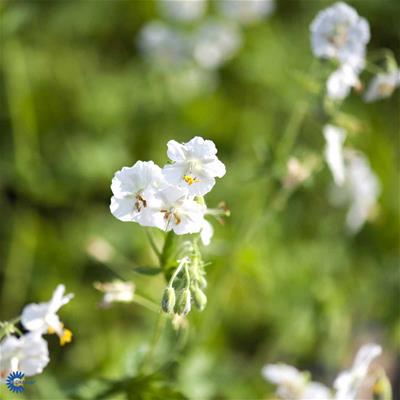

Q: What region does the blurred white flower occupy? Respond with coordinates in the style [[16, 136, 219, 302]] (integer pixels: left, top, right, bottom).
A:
[[94, 280, 135, 307], [158, 0, 206, 22], [21, 285, 73, 346], [330, 151, 380, 233], [0, 333, 49, 377], [334, 343, 382, 400], [138, 21, 188, 67], [218, 0, 275, 25], [148, 185, 205, 234], [110, 161, 165, 224], [283, 157, 314, 189], [310, 2, 370, 70], [262, 364, 331, 399], [163, 136, 226, 196], [200, 219, 214, 246], [86, 237, 114, 263], [192, 20, 242, 69], [363, 70, 400, 102], [327, 64, 360, 100], [324, 124, 346, 185]]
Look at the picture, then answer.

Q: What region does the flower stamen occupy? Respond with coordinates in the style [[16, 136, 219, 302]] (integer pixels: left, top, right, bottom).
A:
[[183, 175, 200, 185]]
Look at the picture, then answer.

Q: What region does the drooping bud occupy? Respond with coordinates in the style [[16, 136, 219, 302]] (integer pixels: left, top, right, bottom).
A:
[[161, 287, 176, 314], [197, 275, 207, 289], [175, 288, 191, 316], [193, 287, 207, 311]]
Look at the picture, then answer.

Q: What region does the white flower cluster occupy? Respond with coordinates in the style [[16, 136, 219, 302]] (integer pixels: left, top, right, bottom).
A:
[[110, 136, 225, 239], [138, 0, 275, 74], [0, 285, 73, 378], [262, 343, 383, 400], [311, 2, 400, 102], [323, 124, 380, 233]]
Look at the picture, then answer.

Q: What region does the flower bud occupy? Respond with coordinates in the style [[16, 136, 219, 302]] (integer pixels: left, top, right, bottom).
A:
[[161, 287, 176, 314], [197, 275, 207, 289], [193, 287, 207, 311], [175, 288, 191, 316]]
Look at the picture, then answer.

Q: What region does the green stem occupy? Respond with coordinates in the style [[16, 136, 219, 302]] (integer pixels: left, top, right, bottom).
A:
[[145, 229, 162, 260], [133, 294, 159, 313]]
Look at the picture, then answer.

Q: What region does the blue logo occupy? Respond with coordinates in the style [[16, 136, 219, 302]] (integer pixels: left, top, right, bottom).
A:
[[6, 371, 25, 393]]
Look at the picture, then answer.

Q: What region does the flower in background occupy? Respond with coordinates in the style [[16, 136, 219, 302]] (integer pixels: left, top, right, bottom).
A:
[[158, 0, 207, 22], [334, 343, 382, 400], [323, 124, 346, 185], [327, 64, 361, 100], [283, 156, 316, 189], [94, 280, 135, 307], [138, 21, 188, 67], [218, 0, 275, 25], [262, 364, 331, 399], [310, 2, 370, 70], [21, 285, 74, 346], [191, 20, 242, 70], [363, 70, 400, 102], [148, 185, 205, 234], [110, 161, 165, 224], [163, 136, 226, 196], [0, 333, 49, 377], [330, 151, 380, 233]]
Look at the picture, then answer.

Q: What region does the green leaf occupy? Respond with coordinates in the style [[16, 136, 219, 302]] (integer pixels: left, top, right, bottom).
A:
[[132, 266, 162, 276]]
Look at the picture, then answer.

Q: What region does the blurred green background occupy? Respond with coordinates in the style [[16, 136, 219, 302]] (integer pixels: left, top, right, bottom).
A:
[[0, 0, 399, 399]]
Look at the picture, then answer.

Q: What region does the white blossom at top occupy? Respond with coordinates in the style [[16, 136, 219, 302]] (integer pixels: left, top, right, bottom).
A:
[[138, 21, 188, 67], [334, 343, 382, 400], [324, 124, 346, 186], [327, 64, 361, 100], [218, 0, 275, 25], [21, 285, 74, 346], [163, 136, 226, 196], [310, 2, 370, 70], [110, 161, 165, 225], [262, 364, 331, 399], [147, 185, 206, 234], [363, 70, 400, 102], [94, 280, 135, 307], [158, 0, 206, 22], [0, 333, 49, 377], [192, 20, 242, 70]]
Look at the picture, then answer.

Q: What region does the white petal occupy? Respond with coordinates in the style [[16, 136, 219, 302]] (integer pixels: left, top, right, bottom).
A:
[[166, 140, 187, 162], [200, 220, 214, 246], [324, 124, 346, 185], [21, 303, 49, 333], [110, 196, 137, 222]]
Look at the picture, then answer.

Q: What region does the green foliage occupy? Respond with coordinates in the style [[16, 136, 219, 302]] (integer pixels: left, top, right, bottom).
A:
[[0, 1, 398, 399]]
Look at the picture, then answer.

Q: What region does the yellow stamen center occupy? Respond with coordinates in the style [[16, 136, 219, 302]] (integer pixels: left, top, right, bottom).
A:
[[183, 175, 200, 185], [60, 329, 73, 346], [47, 326, 56, 334]]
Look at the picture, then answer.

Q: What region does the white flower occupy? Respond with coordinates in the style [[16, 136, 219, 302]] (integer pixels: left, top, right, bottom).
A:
[[110, 161, 165, 225], [138, 21, 188, 67], [21, 285, 74, 346], [94, 280, 135, 307], [343, 151, 380, 233], [200, 219, 214, 246], [158, 0, 206, 22], [163, 136, 226, 196], [0, 333, 49, 377], [334, 343, 382, 400], [218, 0, 275, 25], [262, 364, 331, 400], [192, 20, 242, 70], [310, 2, 370, 70], [363, 70, 400, 102], [324, 124, 346, 185], [327, 64, 360, 100], [147, 185, 205, 234], [283, 157, 314, 189]]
